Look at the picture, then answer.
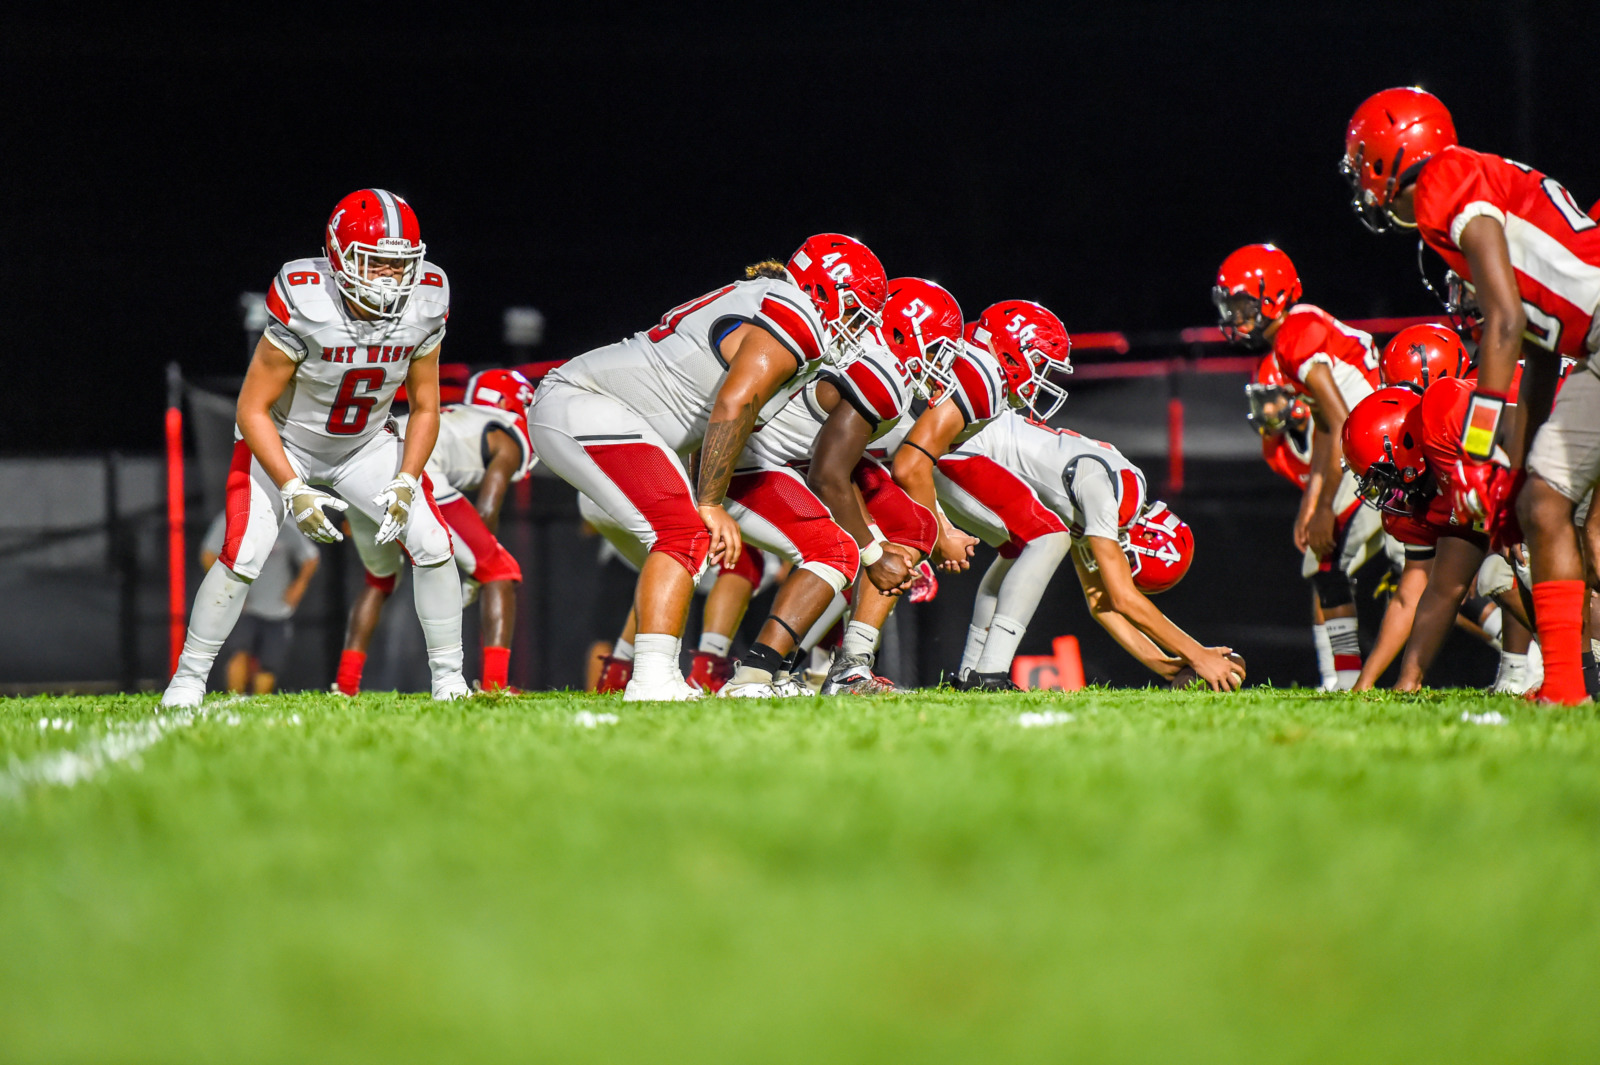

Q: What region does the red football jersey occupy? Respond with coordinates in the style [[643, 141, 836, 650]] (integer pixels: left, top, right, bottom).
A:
[[1417, 376, 1473, 497], [1260, 427, 1311, 488], [1414, 146, 1600, 358], [1272, 304, 1380, 410]]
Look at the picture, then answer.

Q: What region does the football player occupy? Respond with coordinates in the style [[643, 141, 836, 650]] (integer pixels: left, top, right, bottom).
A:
[[334, 369, 538, 694], [1214, 243, 1384, 688], [530, 235, 888, 701], [1343, 86, 1600, 703], [162, 189, 466, 707], [616, 276, 958, 697], [1342, 383, 1530, 691], [937, 410, 1226, 689]]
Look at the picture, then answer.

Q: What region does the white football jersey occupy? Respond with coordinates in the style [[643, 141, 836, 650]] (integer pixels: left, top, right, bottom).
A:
[[261, 256, 448, 457], [860, 340, 1008, 465], [545, 276, 831, 453], [395, 404, 536, 496], [742, 332, 911, 467], [950, 410, 1148, 541]]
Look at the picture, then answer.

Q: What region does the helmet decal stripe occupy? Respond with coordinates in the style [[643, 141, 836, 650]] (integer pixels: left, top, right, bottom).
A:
[[372, 188, 403, 240]]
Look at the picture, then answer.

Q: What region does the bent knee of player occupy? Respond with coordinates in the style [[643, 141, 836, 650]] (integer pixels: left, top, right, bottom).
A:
[[1312, 566, 1355, 609], [648, 521, 711, 578], [797, 527, 859, 591], [403, 517, 455, 568]]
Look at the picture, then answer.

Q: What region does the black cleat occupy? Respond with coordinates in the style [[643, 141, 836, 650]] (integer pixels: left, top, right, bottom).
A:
[[951, 669, 1020, 692]]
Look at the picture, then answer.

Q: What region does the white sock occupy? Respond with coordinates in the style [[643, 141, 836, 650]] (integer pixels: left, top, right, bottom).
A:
[[800, 592, 851, 651], [698, 632, 732, 658], [841, 621, 879, 659], [974, 614, 1027, 674], [1312, 623, 1337, 688], [959, 624, 990, 674], [1325, 616, 1361, 690], [1482, 606, 1503, 649], [413, 561, 464, 686], [632, 633, 682, 685], [614, 638, 635, 661], [994, 534, 1069, 623], [168, 564, 252, 689]]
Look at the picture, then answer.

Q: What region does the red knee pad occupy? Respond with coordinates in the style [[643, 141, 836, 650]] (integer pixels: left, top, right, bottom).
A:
[[720, 544, 765, 585], [438, 496, 522, 583], [365, 570, 399, 594]]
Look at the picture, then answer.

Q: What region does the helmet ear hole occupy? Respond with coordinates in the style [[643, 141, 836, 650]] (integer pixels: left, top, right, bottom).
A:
[[1402, 432, 1414, 448]]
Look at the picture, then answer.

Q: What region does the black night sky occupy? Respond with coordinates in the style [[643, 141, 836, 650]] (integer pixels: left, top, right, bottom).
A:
[[5, 2, 1595, 453]]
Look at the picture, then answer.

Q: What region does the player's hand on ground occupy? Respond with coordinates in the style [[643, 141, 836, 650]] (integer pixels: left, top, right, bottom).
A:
[[281, 478, 347, 543], [698, 503, 741, 566], [1190, 647, 1245, 692], [372, 473, 420, 545], [866, 542, 917, 594], [933, 525, 978, 573], [1149, 654, 1186, 682], [1306, 506, 1336, 558]]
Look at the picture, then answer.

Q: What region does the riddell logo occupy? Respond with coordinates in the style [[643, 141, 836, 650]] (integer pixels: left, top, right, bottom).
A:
[[1010, 635, 1084, 692]]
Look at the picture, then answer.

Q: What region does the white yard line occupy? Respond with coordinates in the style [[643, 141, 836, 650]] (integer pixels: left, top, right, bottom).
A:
[[0, 695, 253, 801]]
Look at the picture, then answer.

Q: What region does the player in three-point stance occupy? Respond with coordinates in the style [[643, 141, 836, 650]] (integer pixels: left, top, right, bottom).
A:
[[162, 189, 467, 707], [336, 369, 539, 694], [936, 408, 1219, 689], [1342, 86, 1600, 703], [529, 234, 888, 701], [1214, 243, 1386, 689]]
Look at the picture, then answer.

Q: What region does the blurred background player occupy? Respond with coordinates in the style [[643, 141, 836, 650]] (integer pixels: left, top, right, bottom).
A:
[[162, 188, 466, 707], [1214, 242, 1384, 688], [335, 369, 538, 694], [199, 511, 319, 694], [1343, 86, 1600, 703], [529, 235, 887, 701], [937, 409, 1219, 688]]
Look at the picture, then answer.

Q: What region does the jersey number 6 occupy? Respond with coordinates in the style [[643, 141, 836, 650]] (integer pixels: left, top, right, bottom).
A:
[[326, 368, 387, 436]]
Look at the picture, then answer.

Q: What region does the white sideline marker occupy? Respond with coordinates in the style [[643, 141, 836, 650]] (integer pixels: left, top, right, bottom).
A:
[[573, 711, 619, 728], [1461, 710, 1508, 726], [1, 695, 253, 801], [1017, 711, 1075, 728]]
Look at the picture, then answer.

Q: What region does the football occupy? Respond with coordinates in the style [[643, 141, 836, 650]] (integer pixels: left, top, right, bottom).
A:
[[1170, 652, 1248, 689]]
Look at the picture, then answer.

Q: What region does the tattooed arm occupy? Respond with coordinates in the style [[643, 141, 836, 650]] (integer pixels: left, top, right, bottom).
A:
[[695, 323, 807, 564]]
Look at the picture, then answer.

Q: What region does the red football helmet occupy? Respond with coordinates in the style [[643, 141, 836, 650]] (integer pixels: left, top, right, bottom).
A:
[[1341, 87, 1457, 233], [1245, 352, 1311, 436], [787, 234, 889, 366], [1379, 323, 1470, 389], [1214, 244, 1302, 348], [1342, 387, 1431, 514], [465, 368, 536, 418], [880, 277, 964, 399], [325, 188, 426, 319], [1126, 501, 1194, 594], [973, 300, 1073, 419]]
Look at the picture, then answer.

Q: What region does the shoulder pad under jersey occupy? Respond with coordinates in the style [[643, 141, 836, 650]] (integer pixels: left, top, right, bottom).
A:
[[750, 277, 827, 368], [948, 342, 1007, 425], [827, 340, 910, 428], [405, 260, 451, 328], [266, 257, 342, 327]]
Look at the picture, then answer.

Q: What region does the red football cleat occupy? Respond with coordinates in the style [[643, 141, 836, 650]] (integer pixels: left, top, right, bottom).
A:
[[596, 655, 633, 694], [687, 651, 734, 693]]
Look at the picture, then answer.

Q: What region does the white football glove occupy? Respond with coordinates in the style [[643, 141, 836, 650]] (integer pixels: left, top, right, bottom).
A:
[[281, 478, 347, 543], [373, 472, 421, 546]]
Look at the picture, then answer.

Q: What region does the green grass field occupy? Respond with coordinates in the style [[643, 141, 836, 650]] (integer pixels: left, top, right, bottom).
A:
[[3, 687, 1598, 1063]]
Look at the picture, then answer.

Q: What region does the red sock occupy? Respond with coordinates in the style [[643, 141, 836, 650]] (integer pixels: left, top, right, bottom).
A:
[[1533, 580, 1587, 705], [335, 650, 366, 695], [481, 645, 511, 691]]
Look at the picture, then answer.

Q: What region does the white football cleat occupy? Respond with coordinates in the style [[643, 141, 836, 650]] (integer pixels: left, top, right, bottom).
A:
[[623, 676, 702, 702], [160, 682, 205, 709], [432, 673, 471, 701], [719, 680, 779, 698], [771, 672, 813, 697]]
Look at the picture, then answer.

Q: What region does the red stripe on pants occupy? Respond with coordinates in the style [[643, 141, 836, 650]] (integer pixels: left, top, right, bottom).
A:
[[219, 440, 255, 572], [584, 443, 710, 576], [438, 496, 522, 583]]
